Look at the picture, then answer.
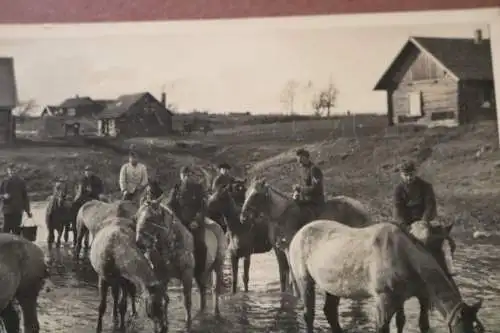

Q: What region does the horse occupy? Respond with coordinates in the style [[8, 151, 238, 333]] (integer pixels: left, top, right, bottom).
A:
[[45, 181, 75, 249], [207, 178, 247, 233], [288, 220, 484, 333], [135, 200, 227, 329], [73, 199, 139, 260], [89, 220, 168, 333], [240, 178, 458, 333], [0, 233, 50, 333], [207, 183, 273, 293], [240, 177, 373, 293]]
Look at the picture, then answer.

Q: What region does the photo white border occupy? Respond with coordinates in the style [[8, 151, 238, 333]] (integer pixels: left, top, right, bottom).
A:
[[1, 7, 499, 142]]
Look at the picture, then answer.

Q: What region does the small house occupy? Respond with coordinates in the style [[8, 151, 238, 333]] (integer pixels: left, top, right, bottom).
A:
[[0, 58, 18, 144], [374, 29, 496, 127], [96, 92, 173, 138], [56, 96, 104, 117]]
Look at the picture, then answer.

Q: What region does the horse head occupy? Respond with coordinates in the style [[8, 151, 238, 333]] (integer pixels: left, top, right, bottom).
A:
[[240, 177, 271, 224], [135, 200, 172, 251], [230, 178, 247, 206], [448, 299, 484, 333]]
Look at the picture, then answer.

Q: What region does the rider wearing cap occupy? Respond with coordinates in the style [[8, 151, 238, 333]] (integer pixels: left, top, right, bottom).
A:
[[167, 166, 207, 280], [393, 160, 437, 227], [77, 165, 105, 202], [292, 148, 325, 227], [120, 151, 148, 202], [211, 163, 235, 192]]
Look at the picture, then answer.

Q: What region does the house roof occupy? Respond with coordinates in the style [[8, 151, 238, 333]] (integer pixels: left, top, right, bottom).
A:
[[374, 37, 493, 90], [0, 58, 18, 108], [97, 92, 173, 119], [59, 96, 96, 108]]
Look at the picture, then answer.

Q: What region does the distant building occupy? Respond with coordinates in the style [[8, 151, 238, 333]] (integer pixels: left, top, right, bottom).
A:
[[374, 29, 495, 127], [0, 57, 17, 144], [56, 96, 104, 117], [96, 92, 173, 138]]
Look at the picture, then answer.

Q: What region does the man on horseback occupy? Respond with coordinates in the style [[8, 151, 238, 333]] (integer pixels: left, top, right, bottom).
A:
[[75, 165, 105, 203], [292, 148, 325, 227], [119, 151, 149, 202], [211, 163, 234, 192], [167, 166, 207, 279], [393, 160, 437, 227]]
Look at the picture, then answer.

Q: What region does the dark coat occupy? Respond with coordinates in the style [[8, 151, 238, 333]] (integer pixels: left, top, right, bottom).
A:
[[167, 180, 206, 229], [0, 175, 30, 214], [298, 162, 325, 205], [394, 176, 437, 225], [76, 174, 104, 200]]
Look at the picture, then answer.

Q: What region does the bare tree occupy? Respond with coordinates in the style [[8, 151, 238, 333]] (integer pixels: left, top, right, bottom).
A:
[[311, 81, 339, 117], [280, 80, 299, 115], [15, 99, 37, 118]]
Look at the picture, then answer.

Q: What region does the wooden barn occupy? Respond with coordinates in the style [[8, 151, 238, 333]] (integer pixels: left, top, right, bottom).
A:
[[374, 30, 495, 127], [96, 92, 173, 138], [0, 58, 18, 144]]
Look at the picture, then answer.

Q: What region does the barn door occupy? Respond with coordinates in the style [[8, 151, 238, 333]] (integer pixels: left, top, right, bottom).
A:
[[408, 91, 422, 116]]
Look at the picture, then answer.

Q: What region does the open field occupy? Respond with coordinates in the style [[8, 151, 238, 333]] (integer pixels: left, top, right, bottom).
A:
[[8, 113, 500, 231]]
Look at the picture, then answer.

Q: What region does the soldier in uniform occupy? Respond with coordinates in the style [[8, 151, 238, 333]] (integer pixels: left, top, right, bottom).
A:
[[74, 165, 105, 204], [292, 148, 325, 228], [211, 163, 234, 192], [393, 160, 437, 227], [167, 166, 207, 279]]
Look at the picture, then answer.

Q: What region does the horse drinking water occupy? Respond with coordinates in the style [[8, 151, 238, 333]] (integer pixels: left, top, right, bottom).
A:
[[288, 220, 484, 333], [89, 219, 167, 333], [135, 200, 227, 329]]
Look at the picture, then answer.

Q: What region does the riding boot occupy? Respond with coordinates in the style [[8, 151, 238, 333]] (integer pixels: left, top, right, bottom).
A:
[[193, 227, 207, 279]]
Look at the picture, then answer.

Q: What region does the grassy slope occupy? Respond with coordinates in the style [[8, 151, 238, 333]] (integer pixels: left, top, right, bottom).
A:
[[10, 114, 500, 231]]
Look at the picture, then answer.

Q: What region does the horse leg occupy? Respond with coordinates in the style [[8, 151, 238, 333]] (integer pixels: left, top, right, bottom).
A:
[[181, 273, 193, 329], [56, 224, 64, 248], [63, 219, 70, 244], [395, 307, 405, 333], [118, 281, 128, 332], [96, 278, 109, 333], [74, 223, 87, 260], [230, 253, 239, 294], [84, 231, 90, 252], [417, 295, 431, 333], [195, 273, 207, 313], [299, 277, 316, 333], [214, 260, 225, 317], [1, 301, 20, 333], [47, 225, 55, 250], [17, 294, 40, 333], [242, 254, 251, 293], [274, 247, 290, 293], [111, 283, 120, 327], [374, 293, 399, 333], [127, 281, 138, 317], [324, 293, 342, 333]]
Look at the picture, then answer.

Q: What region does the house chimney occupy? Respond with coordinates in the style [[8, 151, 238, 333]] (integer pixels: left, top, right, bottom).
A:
[[161, 92, 166, 107], [474, 29, 483, 44]]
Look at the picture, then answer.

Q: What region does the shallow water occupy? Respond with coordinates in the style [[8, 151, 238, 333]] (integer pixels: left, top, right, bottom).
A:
[[27, 202, 500, 333]]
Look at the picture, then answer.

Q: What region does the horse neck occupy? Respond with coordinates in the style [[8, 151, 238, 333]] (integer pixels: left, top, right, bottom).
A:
[[402, 233, 462, 320], [267, 187, 293, 220], [222, 193, 243, 231]]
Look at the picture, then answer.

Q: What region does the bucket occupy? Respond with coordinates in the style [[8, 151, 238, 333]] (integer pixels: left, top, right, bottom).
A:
[[20, 226, 38, 242]]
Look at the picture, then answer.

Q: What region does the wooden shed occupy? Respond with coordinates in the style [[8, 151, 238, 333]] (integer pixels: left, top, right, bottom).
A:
[[96, 92, 173, 138], [374, 30, 495, 127], [0, 58, 18, 144]]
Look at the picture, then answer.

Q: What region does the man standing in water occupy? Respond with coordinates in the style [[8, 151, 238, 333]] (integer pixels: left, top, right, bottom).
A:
[[292, 148, 325, 228], [119, 151, 149, 202], [167, 166, 207, 279], [0, 163, 32, 235]]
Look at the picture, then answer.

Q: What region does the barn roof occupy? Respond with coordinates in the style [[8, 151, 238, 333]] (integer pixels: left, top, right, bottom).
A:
[[97, 92, 173, 119], [0, 58, 18, 108], [59, 96, 97, 108], [374, 37, 493, 90]]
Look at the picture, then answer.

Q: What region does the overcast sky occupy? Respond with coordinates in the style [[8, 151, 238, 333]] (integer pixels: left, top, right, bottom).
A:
[[0, 20, 489, 114]]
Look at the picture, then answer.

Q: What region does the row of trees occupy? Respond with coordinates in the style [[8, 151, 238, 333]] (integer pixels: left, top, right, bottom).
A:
[[280, 78, 338, 117]]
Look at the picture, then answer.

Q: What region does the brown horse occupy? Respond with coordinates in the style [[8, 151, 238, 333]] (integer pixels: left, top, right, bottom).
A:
[[288, 220, 484, 333], [135, 200, 227, 330], [207, 183, 272, 293], [45, 181, 74, 249], [74, 199, 139, 260], [89, 220, 167, 333], [240, 177, 373, 293], [0, 234, 50, 333], [207, 178, 247, 233]]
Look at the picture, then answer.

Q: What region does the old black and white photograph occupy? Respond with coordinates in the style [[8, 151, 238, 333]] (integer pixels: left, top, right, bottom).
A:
[[0, 17, 497, 333]]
